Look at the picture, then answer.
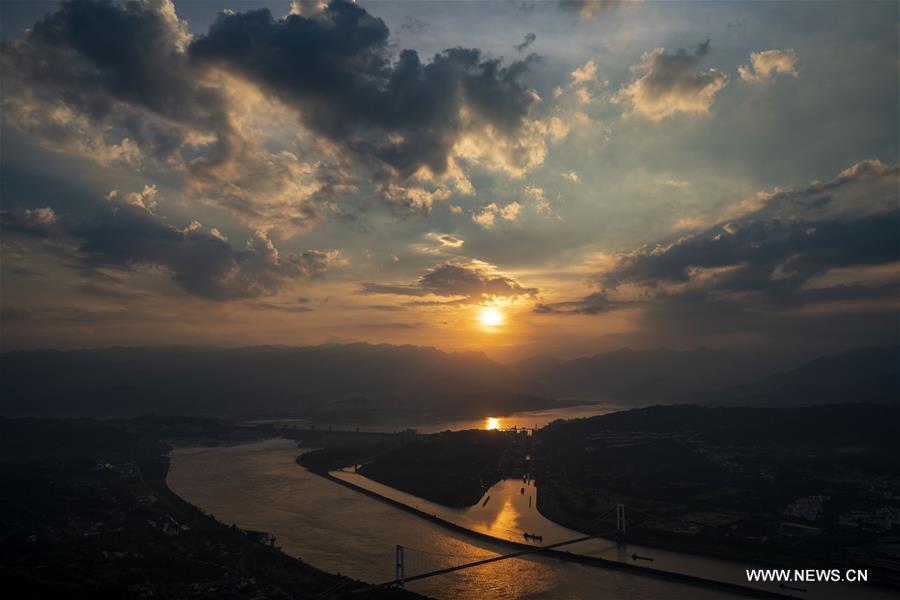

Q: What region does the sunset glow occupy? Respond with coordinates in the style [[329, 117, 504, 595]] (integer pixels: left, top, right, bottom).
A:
[[479, 308, 504, 328], [0, 0, 895, 361], [485, 417, 501, 430]]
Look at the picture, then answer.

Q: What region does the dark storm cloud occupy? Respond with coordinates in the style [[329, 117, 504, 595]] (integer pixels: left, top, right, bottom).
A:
[[603, 211, 898, 294], [3, 0, 547, 226], [1, 201, 337, 301], [0, 0, 235, 168], [73, 204, 336, 300], [515, 33, 536, 52], [540, 161, 899, 319], [601, 160, 900, 298], [361, 260, 537, 300], [188, 1, 541, 180]]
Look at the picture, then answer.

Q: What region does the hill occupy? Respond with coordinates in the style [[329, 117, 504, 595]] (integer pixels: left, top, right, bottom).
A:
[[694, 345, 899, 407], [0, 344, 533, 418], [512, 347, 771, 402]]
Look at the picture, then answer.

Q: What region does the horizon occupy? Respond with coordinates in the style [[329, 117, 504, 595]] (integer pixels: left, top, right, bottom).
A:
[[1, 0, 897, 363], [2, 338, 897, 368]]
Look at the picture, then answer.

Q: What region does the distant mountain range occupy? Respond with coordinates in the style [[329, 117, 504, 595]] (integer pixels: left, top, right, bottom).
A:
[[510, 347, 767, 402], [0, 343, 896, 417], [0, 344, 516, 418], [691, 345, 899, 408]]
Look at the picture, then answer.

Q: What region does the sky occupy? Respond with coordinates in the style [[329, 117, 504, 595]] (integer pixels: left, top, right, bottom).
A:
[[0, 0, 897, 361]]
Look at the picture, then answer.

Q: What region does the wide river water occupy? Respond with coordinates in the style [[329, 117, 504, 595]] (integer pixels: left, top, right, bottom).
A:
[[244, 402, 624, 433], [168, 439, 894, 600]]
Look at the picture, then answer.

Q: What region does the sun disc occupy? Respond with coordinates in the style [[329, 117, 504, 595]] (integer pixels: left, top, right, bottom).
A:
[[480, 307, 504, 327]]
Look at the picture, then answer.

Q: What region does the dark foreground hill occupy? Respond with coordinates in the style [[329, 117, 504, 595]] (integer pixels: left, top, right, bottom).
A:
[[0, 417, 421, 599], [534, 403, 900, 584]]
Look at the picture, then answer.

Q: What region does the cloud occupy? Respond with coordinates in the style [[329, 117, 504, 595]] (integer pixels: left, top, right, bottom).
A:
[[1, 0, 560, 232], [472, 207, 498, 229], [0, 1, 341, 237], [412, 232, 465, 255], [429, 233, 465, 248], [558, 1, 635, 19], [499, 202, 523, 221], [515, 33, 537, 52], [602, 211, 898, 297], [354, 321, 425, 330], [524, 184, 554, 216], [289, 0, 329, 18], [570, 59, 598, 87], [568, 59, 600, 104], [540, 160, 899, 323], [1, 189, 341, 301], [380, 184, 452, 215], [189, 1, 548, 184], [472, 202, 522, 228], [248, 300, 315, 313], [398, 16, 429, 34], [613, 40, 728, 121], [0, 0, 235, 170], [656, 177, 692, 189], [561, 170, 579, 182], [0, 207, 59, 237], [534, 292, 618, 314], [360, 259, 537, 301], [739, 49, 798, 83]]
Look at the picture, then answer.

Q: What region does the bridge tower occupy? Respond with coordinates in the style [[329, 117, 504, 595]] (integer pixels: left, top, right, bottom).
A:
[[616, 503, 626, 536], [395, 544, 405, 588]]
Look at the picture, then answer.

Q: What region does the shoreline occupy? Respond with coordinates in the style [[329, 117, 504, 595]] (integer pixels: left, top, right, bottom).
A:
[[153, 450, 423, 599], [298, 457, 793, 599]]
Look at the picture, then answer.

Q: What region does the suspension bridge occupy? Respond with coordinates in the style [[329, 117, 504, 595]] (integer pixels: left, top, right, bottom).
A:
[[317, 505, 627, 598], [313, 501, 792, 600]]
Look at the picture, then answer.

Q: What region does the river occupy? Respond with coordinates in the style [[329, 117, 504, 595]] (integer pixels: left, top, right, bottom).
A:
[[243, 402, 624, 434], [330, 471, 894, 600], [169, 439, 747, 599], [168, 437, 896, 600]]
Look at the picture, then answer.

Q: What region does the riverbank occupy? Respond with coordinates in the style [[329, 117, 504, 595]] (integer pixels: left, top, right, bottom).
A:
[[297, 455, 792, 600], [532, 405, 900, 591], [0, 417, 423, 599]]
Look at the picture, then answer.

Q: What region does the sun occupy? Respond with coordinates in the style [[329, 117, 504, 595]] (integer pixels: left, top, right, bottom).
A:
[[485, 417, 501, 430], [479, 307, 504, 327]]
